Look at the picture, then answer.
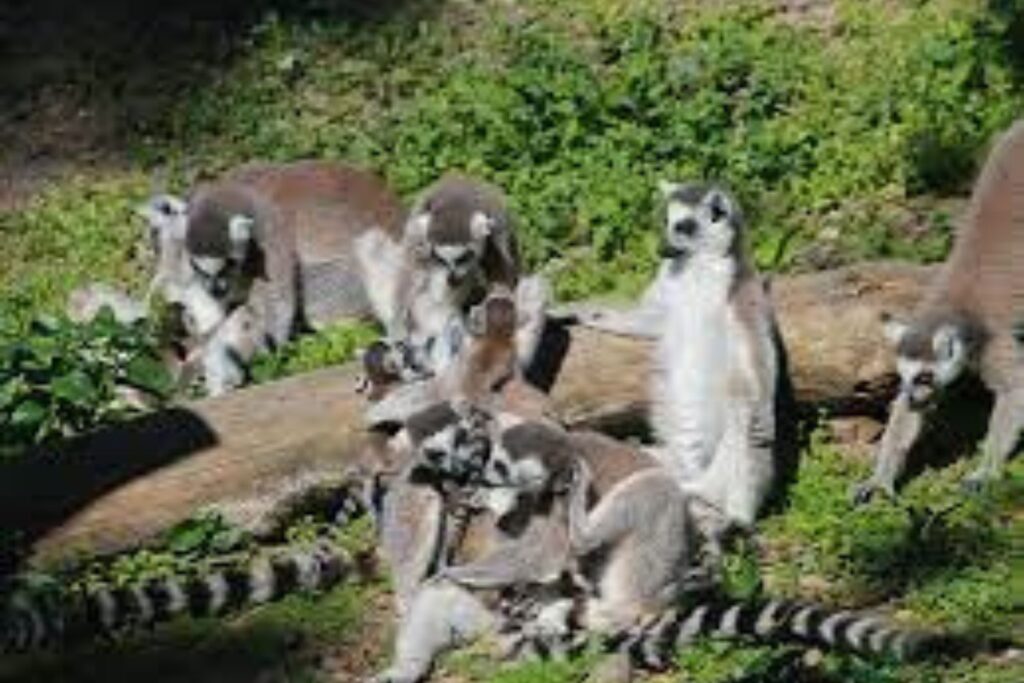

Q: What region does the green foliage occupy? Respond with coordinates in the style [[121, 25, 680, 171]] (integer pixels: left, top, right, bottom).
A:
[[249, 321, 379, 384], [0, 310, 173, 459], [759, 423, 1022, 638], [0, 175, 152, 329], [152, 0, 1022, 296], [2, 1, 1024, 681]]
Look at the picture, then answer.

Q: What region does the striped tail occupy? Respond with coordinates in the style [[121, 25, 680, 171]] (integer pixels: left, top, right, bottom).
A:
[[612, 597, 944, 670], [2, 540, 352, 654]]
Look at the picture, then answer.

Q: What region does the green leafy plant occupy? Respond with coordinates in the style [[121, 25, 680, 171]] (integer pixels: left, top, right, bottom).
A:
[[249, 321, 379, 384], [0, 309, 173, 459]]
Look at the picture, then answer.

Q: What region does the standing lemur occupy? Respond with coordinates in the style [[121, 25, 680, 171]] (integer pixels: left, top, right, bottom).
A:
[[575, 182, 793, 541], [854, 119, 1024, 501], [137, 160, 406, 395]]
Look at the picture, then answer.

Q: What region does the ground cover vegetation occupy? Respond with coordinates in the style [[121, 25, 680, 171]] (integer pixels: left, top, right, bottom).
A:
[[0, 0, 1021, 680]]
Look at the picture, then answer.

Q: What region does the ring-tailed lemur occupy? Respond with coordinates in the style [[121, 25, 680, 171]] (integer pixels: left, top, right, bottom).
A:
[[854, 120, 1024, 501], [374, 413, 944, 683], [575, 182, 793, 542], [354, 174, 547, 377], [137, 161, 405, 395]]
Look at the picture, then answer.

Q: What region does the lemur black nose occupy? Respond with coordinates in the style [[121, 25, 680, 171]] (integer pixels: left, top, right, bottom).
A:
[[674, 218, 698, 237]]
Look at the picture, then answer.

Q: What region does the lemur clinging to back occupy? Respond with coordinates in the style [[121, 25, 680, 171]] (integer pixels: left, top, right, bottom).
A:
[[854, 119, 1024, 501], [576, 181, 793, 542]]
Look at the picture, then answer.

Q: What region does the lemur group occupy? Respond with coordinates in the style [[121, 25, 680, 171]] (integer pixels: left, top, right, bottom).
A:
[[53, 120, 1024, 680]]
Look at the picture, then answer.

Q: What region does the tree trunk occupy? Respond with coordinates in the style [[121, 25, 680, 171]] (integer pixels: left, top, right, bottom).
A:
[[1, 261, 937, 568]]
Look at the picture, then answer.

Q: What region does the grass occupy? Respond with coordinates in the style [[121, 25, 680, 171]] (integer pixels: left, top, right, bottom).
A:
[[1, 430, 1022, 682], [3, 0, 1023, 320], [1, 0, 1023, 681], [0, 583, 378, 683]]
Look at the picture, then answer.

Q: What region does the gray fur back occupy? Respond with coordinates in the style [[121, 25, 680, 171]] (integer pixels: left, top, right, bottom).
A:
[[301, 257, 374, 329]]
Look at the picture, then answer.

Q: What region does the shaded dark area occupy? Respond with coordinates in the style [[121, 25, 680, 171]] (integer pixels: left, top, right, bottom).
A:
[[765, 323, 803, 515], [0, 607, 334, 683], [905, 129, 983, 197], [988, 0, 1024, 87], [0, 0, 424, 204], [523, 316, 572, 392], [899, 373, 994, 488], [0, 408, 218, 574]]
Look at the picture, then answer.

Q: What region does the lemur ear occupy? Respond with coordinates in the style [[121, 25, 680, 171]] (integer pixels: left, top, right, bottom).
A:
[[470, 211, 494, 241], [657, 180, 681, 199], [880, 311, 909, 346], [704, 189, 733, 222], [228, 214, 254, 260], [932, 324, 965, 365]]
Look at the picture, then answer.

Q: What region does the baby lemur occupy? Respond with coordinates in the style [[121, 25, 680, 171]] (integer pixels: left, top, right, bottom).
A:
[[854, 120, 1024, 501], [361, 278, 552, 428], [576, 182, 792, 541]]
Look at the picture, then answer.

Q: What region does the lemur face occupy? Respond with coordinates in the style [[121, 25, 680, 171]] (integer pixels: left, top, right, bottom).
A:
[[481, 443, 550, 494], [136, 194, 189, 258], [658, 182, 739, 260], [184, 211, 255, 307], [137, 193, 227, 338], [883, 314, 969, 409], [406, 210, 493, 287], [416, 404, 493, 484]]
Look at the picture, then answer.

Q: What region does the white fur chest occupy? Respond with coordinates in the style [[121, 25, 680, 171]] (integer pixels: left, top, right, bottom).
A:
[[408, 270, 459, 339], [406, 270, 470, 373], [652, 256, 738, 475]]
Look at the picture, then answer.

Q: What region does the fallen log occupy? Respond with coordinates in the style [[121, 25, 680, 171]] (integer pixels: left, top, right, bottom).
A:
[[0, 261, 937, 568]]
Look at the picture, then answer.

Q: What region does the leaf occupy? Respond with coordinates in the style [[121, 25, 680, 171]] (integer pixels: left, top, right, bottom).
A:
[[50, 370, 99, 406], [10, 400, 47, 429], [0, 378, 25, 409], [165, 524, 208, 555], [123, 355, 174, 397]]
